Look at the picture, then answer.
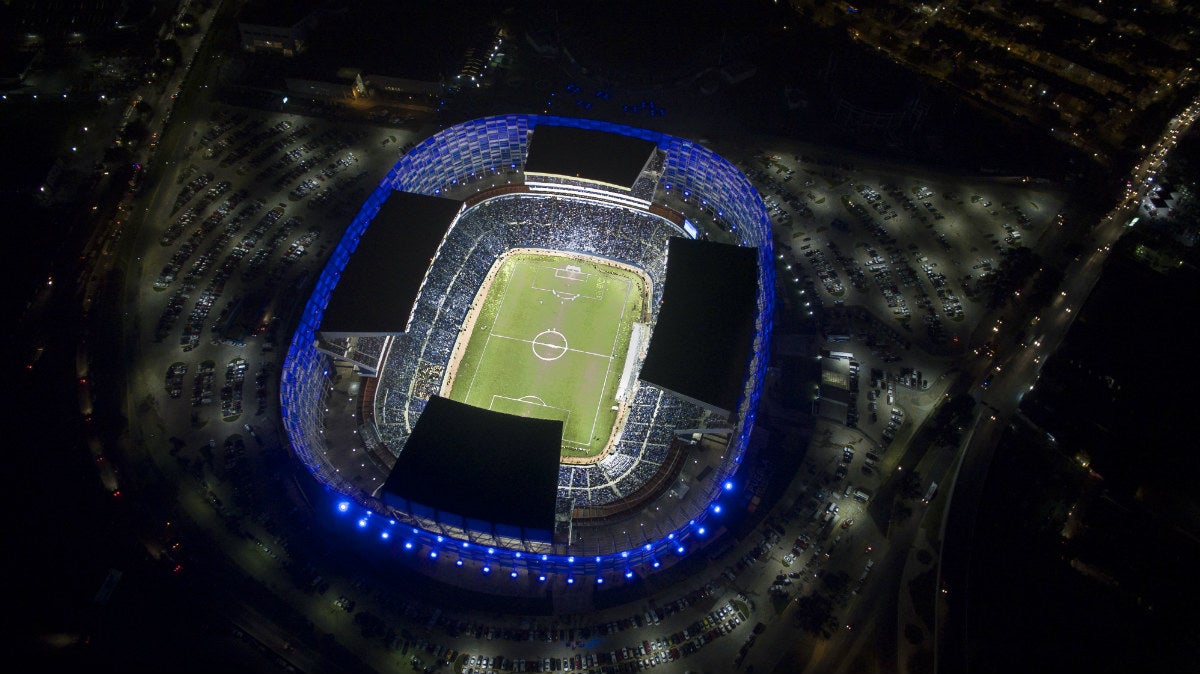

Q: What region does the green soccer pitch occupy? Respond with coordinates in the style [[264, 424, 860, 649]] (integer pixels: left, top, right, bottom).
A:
[[446, 251, 647, 458]]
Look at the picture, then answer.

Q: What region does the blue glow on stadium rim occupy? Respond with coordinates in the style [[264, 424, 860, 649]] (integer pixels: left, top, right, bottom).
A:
[[282, 114, 775, 578]]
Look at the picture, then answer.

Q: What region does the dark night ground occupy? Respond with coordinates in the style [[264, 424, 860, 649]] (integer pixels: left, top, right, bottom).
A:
[[7, 2, 1191, 669], [965, 244, 1200, 673]]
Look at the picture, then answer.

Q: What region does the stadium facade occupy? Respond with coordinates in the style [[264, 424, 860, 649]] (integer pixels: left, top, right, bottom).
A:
[[281, 115, 775, 580]]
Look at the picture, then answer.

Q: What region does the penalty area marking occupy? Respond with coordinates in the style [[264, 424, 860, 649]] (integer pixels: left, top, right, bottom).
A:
[[531, 263, 604, 303], [555, 265, 587, 281], [489, 395, 572, 428]]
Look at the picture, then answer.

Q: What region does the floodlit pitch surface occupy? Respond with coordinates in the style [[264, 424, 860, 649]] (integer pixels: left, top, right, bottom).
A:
[[448, 251, 646, 458]]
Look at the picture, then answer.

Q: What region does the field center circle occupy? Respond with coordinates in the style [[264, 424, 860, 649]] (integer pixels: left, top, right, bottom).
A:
[[531, 329, 568, 361]]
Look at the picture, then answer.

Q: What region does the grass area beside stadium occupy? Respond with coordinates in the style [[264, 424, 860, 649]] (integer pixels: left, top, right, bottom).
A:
[[446, 250, 647, 460]]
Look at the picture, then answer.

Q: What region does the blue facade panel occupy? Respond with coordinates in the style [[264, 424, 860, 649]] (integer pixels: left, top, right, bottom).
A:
[[281, 115, 774, 572]]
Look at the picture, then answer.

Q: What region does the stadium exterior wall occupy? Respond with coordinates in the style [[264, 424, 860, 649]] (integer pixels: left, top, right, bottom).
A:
[[281, 115, 775, 575]]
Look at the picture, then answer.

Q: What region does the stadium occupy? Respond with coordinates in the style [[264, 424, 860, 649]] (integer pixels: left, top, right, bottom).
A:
[[281, 115, 775, 586]]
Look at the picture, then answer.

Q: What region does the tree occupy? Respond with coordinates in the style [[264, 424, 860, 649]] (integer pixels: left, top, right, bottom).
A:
[[103, 144, 133, 165], [176, 13, 198, 35], [354, 611, 386, 639], [820, 570, 850, 593], [158, 38, 182, 68], [1027, 264, 1066, 309], [795, 593, 835, 635], [902, 470, 924, 499], [989, 247, 1042, 308], [122, 119, 149, 144], [932, 393, 975, 446]]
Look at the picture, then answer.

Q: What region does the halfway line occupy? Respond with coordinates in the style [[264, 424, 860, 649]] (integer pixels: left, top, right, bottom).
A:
[[489, 332, 613, 360]]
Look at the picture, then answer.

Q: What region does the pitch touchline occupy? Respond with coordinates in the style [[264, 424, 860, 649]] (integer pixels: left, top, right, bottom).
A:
[[489, 333, 613, 359], [589, 277, 632, 448]]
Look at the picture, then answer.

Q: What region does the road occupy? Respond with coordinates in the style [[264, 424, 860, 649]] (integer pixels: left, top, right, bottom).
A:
[[933, 90, 1200, 674], [40, 7, 1200, 670]]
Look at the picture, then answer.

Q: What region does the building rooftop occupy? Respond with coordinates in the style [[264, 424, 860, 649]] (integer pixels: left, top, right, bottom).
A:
[[524, 125, 657, 191], [640, 238, 759, 415], [296, 1, 494, 83], [239, 0, 322, 27], [318, 191, 463, 338], [381, 396, 563, 535]]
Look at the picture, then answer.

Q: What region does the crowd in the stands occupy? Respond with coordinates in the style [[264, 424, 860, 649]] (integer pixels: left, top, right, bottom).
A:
[[371, 193, 702, 506], [558, 385, 713, 507]]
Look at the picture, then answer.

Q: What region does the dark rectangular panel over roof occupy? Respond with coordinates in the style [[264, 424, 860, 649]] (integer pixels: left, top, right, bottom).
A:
[[524, 125, 656, 190], [319, 191, 462, 337], [640, 238, 759, 415], [381, 396, 563, 535]]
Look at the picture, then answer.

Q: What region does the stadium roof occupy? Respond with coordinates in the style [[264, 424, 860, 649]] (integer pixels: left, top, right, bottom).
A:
[[640, 238, 759, 415], [239, 0, 319, 27], [257, 1, 494, 84], [318, 191, 462, 338], [524, 125, 656, 191], [381, 396, 562, 535]]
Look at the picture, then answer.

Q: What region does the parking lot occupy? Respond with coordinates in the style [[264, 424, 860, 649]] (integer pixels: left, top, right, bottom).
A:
[[746, 150, 1063, 350], [115, 96, 1068, 673], [735, 145, 1064, 454], [128, 102, 426, 516]]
